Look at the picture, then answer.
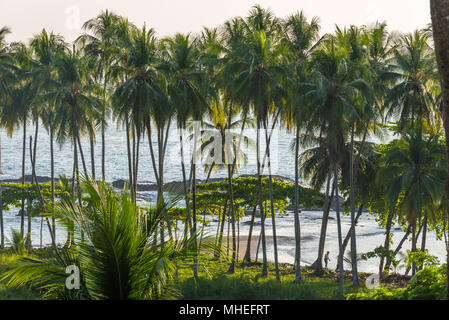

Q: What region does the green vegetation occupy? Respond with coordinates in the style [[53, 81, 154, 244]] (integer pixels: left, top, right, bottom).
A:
[[1, 4, 449, 300]]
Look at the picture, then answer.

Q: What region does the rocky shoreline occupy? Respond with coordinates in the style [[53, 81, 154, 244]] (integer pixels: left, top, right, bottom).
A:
[[0, 174, 308, 192], [1, 174, 345, 210]]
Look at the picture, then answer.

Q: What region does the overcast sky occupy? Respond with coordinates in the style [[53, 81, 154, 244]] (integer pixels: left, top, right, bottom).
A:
[[0, 0, 431, 43]]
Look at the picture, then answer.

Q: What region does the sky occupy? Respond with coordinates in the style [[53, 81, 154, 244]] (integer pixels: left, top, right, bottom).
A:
[[0, 0, 431, 43]]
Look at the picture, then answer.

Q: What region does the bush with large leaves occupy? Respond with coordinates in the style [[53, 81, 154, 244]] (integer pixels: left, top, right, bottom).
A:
[[1, 177, 217, 300]]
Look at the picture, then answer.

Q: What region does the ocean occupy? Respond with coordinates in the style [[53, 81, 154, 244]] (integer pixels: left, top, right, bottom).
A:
[[0, 120, 446, 274]]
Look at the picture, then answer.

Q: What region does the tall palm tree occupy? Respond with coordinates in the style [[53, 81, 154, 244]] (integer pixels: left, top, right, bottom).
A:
[[384, 29, 437, 131], [77, 10, 121, 180], [50, 46, 102, 242], [306, 36, 367, 296], [113, 25, 166, 203], [376, 129, 446, 276], [30, 29, 67, 237], [0, 26, 13, 249], [161, 33, 210, 280], [430, 0, 449, 300], [226, 6, 286, 279], [2, 42, 37, 236], [282, 10, 321, 283]]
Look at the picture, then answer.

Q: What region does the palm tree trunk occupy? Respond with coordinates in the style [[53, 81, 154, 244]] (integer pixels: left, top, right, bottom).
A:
[[158, 127, 173, 238], [384, 226, 411, 272], [379, 205, 396, 278], [126, 119, 134, 199], [256, 123, 268, 277], [134, 131, 140, 202], [77, 133, 88, 177], [0, 132, 3, 248], [20, 121, 26, 235], [0, 183, 4, 249], [191, 123, 199, 282], [50, 127, 55, 237], [421, 214, 428, 252], [26, 198, 32, 251], [263, 120, 280, 282], [430, 0, 449, 299], [243, 206, 257, 263], [179, 131, 192, 234], [349, 124, 358, 286], [101, 120, 105, 180], [311, 169, 334, 274], [341, 204, 364, 258], [33, 118, 38, 173], [216, 199, 228, 259], [334, 163, 344, 298], [146, 119, 160, 191], [226, 162, 237, 273], [132, 122, 136, 197], [293, 127, 302, 282], [411, 223, 417, 276], [29, 135, 56, 248], [90, 132, 96, 180], [227, 107, 237, 274]]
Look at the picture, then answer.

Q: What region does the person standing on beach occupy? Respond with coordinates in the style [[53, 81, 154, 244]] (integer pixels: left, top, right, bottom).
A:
[[324, 251, 330, 268]]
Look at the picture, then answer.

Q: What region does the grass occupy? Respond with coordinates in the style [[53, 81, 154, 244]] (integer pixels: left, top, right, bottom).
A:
[[175, 257, 361, 300], [0, 252, 42, 300], [0, 249, 389, 300]]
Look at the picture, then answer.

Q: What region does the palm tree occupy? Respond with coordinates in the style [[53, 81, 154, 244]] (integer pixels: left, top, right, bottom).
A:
[[0, 26, 13, 249], [383, 29, 437, 131], [113, 25, 166, 203], [77, 10, 121, 180], [1, 177, 217, 299], [282, 10, 321, 283], [50, 46, 101, 244], [30, 29, 67, 237], [430, 0, 449, 300], [305, 36, 368, 295], [225, 6, 286, 279], [2, 42, 37, 236], [161, 33, 210, 280], [376, 129, 446, 276]]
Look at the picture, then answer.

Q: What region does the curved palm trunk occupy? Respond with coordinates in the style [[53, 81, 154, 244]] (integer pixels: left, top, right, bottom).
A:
[[311, 169, 334, 274], [256, 123, 268, 277], [333, 163, 344, 298]]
